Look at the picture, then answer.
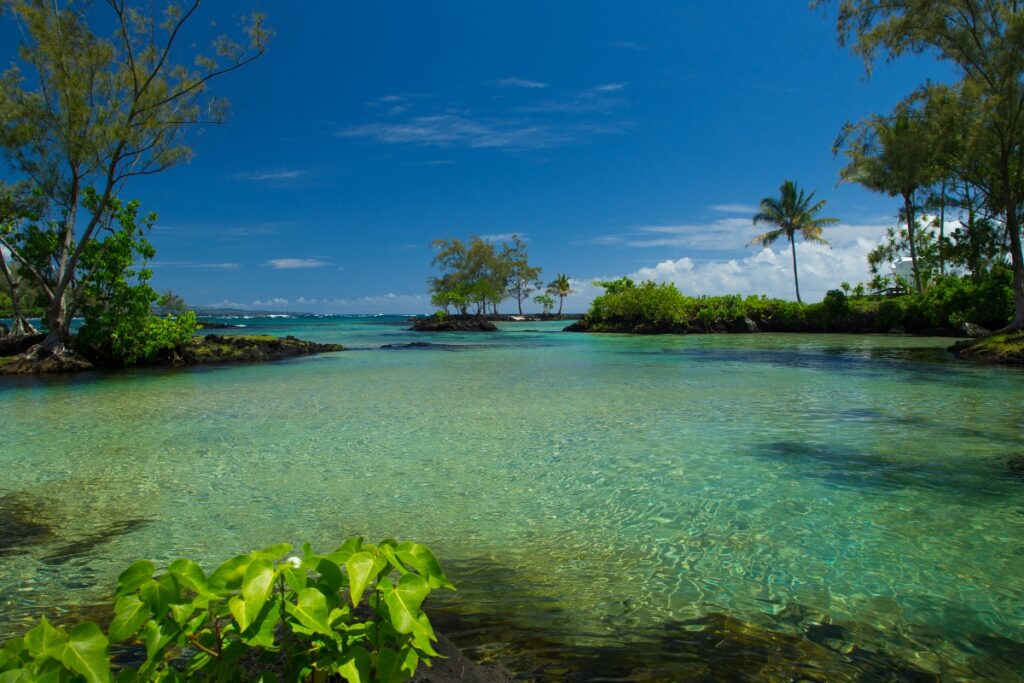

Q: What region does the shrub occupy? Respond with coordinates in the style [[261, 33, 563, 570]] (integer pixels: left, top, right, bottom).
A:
[[876, 299, 905, 330], [0, 538, 453, 682]]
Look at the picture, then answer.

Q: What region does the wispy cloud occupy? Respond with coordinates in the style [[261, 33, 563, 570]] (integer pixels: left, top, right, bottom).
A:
[[151, 261, 240, 270], [591, 218, 889, 251], [266, 258, 331, 269], [339, 114, 615, 150], [478, 233, 524, 243], [711, 203, 759, 214], [228, 169, 308, 182], [343, 83, 628, 152], [607, 41, 646, 51], [494, 77, 549, 89], [518, 83, 626, 114]]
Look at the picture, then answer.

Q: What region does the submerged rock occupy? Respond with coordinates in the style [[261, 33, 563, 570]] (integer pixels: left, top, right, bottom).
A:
[[409, 317, 498, 332], [0, 492, 54, 556]]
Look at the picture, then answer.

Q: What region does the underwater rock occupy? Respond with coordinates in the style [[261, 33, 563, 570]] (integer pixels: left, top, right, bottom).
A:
[[0, 492, 54, 556], [40, 518, 151, 566]]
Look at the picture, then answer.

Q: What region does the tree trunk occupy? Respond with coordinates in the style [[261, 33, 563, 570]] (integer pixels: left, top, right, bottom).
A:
[[557, 295, 563, 317], [517, 294, 523, 316], [0, 249, 37, 336], [1003, 202, 1024, 331], [938, 179, 946, 278], [903, 190, 922, 293], [789, 235, 802, 304]]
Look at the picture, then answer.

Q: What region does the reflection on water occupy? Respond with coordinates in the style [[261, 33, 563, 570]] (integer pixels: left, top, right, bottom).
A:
[[1, 318, 1023, 680]]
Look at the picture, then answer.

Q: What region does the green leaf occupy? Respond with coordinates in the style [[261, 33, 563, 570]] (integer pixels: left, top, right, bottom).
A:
[[346, 552, 385, 607], [24, 618, 65, 660], [325, 537, 362, 565], [50, 623, 111, 683], [241, 606, 279, 649], [285, 588, 332, 636], [229, 560, 276, 633], [115, 561, 155, 595], [335, 644, 370, 683], [382, 574, 430, 634], [142, 619, 178, 663], [167, 559, 208, 596], [375, 646, 418, 683], [281, 565, 308, 593], [396, 542, 455, 590], [310, 557, 345, 592], [410, 614, 440, 658], [207, 555, 253, 591], [139, 576, 177, 618], [252, 543, 292, 561], [0, 669, 32, 683], [108, 594, 150, 642]]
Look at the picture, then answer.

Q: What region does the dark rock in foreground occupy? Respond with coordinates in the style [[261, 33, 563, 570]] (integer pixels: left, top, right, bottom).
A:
[[411, 633, 513, 683], [410, 317, 498, 332], [950, 331, 1024, 365]]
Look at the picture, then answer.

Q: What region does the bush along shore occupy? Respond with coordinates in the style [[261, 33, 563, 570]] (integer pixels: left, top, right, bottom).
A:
[[0, 332, 344, 376], [563, 277, 1024, 365]]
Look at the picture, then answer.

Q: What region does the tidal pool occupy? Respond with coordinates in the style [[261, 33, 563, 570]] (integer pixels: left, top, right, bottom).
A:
[[2, 317, 1023, 680]]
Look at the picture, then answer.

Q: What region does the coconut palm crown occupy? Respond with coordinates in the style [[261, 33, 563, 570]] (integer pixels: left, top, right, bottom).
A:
[[546, 273, 574, 316], [750, 180, 839, 304]]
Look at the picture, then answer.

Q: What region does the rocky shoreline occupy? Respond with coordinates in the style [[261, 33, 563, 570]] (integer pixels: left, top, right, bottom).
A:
[[0, 334, 344, 375], [949, 331, 1024, 365]]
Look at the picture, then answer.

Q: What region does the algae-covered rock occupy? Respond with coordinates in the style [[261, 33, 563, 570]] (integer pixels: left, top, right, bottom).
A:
[[174, 334, 344, 365], [950, 331, 1024, 365]]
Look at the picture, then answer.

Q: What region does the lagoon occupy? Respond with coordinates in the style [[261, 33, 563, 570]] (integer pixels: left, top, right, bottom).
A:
[[2, 316, 1023, 679]]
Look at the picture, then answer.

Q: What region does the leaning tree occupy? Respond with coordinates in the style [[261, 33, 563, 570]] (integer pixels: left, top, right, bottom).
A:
[[0, 0, 269, 358]]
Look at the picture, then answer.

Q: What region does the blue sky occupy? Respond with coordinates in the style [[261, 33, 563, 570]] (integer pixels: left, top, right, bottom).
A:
[[9, 2, 955, 313]]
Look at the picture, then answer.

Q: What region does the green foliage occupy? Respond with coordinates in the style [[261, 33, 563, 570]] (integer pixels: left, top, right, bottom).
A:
[[533, 294, 555, 314], [822, 289, 850, 327], [876, 299, 905, 329], [0, 1, 269, 347], [1, 538, 453, 682], [906, 269, 1013, 330], [74, 193, 197, 365], [429, 234, 542, 316]]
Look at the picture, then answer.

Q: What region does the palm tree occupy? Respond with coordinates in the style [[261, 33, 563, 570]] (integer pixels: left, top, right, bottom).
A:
[[750, 180, 839, 304], [546, 273, 574, 317]]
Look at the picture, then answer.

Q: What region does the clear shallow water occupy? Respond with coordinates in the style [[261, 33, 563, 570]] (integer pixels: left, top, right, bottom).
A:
[[2, 316, 1023, 680]]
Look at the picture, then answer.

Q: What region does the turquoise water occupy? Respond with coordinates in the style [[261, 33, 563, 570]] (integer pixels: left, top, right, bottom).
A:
[[2, 316, 1023, 679]]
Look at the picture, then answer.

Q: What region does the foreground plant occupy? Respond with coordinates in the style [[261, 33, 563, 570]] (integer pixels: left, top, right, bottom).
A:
[[0, 537, 454, 682]]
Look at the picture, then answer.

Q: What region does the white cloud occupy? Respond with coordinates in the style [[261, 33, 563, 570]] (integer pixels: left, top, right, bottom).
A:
[[266, 258, 331, 270], [228, 169, 307, 182], [207, 298, 291, 311], [595, 82, 625, 93], [479, 233, 523, 243], [628, 239, 880, 301], [338, 114, 614, 150], [592, 219, 889, 251], [710, 203, 759, 214], [494, 77, 549, 89]]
